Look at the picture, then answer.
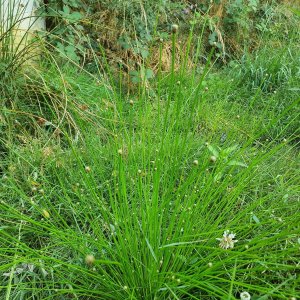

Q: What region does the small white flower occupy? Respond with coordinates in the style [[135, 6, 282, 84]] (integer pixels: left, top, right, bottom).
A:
[[217, 230, 238, 249], [240, 291, 251, 300]]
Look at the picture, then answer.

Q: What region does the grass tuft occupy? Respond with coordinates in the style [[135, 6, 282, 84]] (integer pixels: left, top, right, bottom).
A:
[[0, 1, 299, 299]]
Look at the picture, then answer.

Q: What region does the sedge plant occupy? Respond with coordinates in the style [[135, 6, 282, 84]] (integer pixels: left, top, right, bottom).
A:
[[0, 5, 299, 300]]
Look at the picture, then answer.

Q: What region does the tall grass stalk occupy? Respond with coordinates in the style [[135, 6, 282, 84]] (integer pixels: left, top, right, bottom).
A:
[[0, 0, 43, 69]]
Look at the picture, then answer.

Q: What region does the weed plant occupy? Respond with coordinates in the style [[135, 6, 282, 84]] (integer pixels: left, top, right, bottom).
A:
[[0, 3, 300, 300]]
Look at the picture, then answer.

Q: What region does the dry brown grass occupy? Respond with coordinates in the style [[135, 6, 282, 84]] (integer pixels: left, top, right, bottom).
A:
[[78, 0, 298, 91]]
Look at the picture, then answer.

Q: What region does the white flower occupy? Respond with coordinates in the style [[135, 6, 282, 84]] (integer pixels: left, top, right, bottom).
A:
[[216, 230, 238, 249], [240, 291, 251, 300]]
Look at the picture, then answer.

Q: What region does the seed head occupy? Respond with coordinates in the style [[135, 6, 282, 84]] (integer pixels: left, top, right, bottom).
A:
[[85, 166, 91, 173], [129, 100, 134, 106], [42, 209, 50, 219], [85, 254, 95, 265], [210, 155, 217, 163], [193, 159, 199, 166], [118, 149, 123, 155], [207, 262, 213, 268], [171, 24, 179, 33], [240, 291, 251, 300]]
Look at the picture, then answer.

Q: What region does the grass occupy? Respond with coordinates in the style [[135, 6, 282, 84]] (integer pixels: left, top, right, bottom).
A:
[[0, 3, 300, 300]]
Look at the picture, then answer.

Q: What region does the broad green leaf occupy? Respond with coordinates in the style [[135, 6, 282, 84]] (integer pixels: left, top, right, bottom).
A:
[[62, 5, 70, 15], [69, 12, 82, 22], [141, 49, 149, 59], [131, 76, 141, 84], [145, 68, 154, 79], [207, 144, 219, 157], [223, 145, 239, 155]]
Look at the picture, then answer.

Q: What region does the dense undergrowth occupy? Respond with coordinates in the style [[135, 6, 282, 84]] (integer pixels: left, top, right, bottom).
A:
[[0, 1, 300, 299]]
